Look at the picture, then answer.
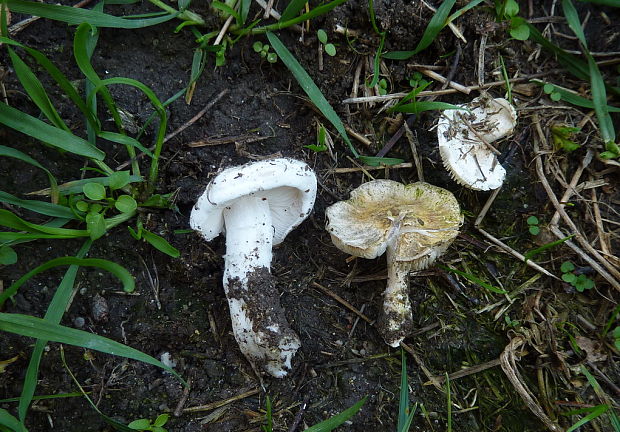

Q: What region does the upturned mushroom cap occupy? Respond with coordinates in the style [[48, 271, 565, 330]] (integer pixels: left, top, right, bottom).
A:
[[326, 180, 462, 269], [437, 96, 517, 191], [190, 158, 317, 245]]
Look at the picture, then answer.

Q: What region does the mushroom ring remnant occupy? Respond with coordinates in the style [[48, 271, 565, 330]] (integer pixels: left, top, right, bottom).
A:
[[326, 180, 462, 347], [190, 158, 317, 377], [438, 96, 517, 191]]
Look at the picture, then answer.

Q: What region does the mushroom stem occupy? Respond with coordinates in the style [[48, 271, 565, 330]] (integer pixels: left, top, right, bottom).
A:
[[378, 243, 414, 347], [222, 195, 301, 377]]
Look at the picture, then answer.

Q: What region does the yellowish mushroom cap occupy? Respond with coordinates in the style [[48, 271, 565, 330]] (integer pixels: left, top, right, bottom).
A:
[[326, 180, 462, 269]]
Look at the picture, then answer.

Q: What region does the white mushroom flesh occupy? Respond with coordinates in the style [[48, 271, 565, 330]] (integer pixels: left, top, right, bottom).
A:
[[190, 158, 316, 377], [437, 97, 517, 191]]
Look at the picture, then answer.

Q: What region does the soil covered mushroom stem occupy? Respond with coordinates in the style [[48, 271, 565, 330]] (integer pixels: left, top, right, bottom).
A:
[[222, 195, 301, 377], [377, 243, 414, 347]]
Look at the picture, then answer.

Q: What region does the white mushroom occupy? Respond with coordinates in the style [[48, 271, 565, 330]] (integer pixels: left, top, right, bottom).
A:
[[190, 158, 317, 377], [326, 180, 462, 347], [437, 96, 517, 191]]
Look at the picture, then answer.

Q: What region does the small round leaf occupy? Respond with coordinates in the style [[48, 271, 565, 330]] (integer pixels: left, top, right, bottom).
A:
[[115, 195, 138, 213], [526, 216, 539, 225], [76, 201, 89, 212], [83, 182, 106, 201], [267, 52, 278, 63], [562, 273, 576, 283], [252, 41, 263, 52], [528, 226, 540, 235], [325, 43, 337, 57], [560, 261, 575, 273], [317, 29, 328, 44], [543, 84, 554, 94], [550, 92, 562, 102]]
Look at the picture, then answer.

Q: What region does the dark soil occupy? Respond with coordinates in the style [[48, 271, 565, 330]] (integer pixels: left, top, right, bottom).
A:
[[1, 1, 619, 431]]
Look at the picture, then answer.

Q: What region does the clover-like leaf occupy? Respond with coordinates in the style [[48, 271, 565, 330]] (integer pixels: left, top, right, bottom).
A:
[[560, 261, 575, 273], [83, 182, 106, 201], [115, 195, 137, 213]]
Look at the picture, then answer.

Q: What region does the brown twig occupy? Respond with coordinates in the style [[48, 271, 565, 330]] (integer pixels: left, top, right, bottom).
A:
[[115, 89, 229, 170], [183, 388, 260, 413]]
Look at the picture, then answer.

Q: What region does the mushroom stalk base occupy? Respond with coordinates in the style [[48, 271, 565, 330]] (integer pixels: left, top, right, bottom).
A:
[[377, 243, 414, 347], [222, 196, 301, 378]]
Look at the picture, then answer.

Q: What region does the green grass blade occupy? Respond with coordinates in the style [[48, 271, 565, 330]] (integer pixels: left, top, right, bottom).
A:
[[0, 256, 134, 307], [141, 229, 180, 258], [280, 0, 309, 22], [6, 0, 177, 28], [303, 397, 367, 432], [7, 48, 69, 132], [0, 37, 100, 132], [98, 131, 154, 158], [566, 404, 609, 432], [94, 77, 167, 189], [357, 156, 404, 166], [0, 209, 87, 237], [383, 0, 456, 60], [446, 0, 484, 25], [0, 313, 186, 385], [0, 145, 58, 200], [267, 32, 359, 158], [59, 347, 133, 432], [0, 409, 27, 432], [0, 102, 104, 160], [248, 0, 348, 35], [29, 175, 143, 197], [526, 23, 590, 81], [17, 240, 91, 422], [240, 0, 251, 24], [0, 191, 76, 219], [438, 264, 507, 294], [524, 234, 575, 261], [588, 54, 615, 143], [397, 350, 409, 431], [562, 0, 587, 46]]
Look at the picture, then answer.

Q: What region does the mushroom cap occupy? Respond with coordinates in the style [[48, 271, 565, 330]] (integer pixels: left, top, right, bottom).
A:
[[190, 158, 317, 245], [437, 97, 517, 191], [326, 180, 462, 270]]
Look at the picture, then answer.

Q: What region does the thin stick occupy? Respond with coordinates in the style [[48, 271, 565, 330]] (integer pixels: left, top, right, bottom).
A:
[[342, 74, 553, 104], [418, 68, 470, 95], [115, 89, 229, 170], [329, 163, 414, 174], [590, 187, 611, 256], [477, 34, 487, 88], [421, 0, 466, 43], [311, 281, 443, 390], [532, 116, 620, 288], [425, 358, 501, 385], [183, 388, 260, 413], [404, 122, 424, 182], [475, 188, 558, 280], [311, 282, 374, 324], [344, 125, 373, 148], [214, 15, 234, 46], [174, 377, 192, 417]]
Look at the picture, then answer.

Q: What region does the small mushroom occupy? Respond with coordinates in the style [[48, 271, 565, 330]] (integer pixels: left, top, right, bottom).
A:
[[190, 158, 317, 377], [437, 96, 517, 191], [326, 180, 462, 347]]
